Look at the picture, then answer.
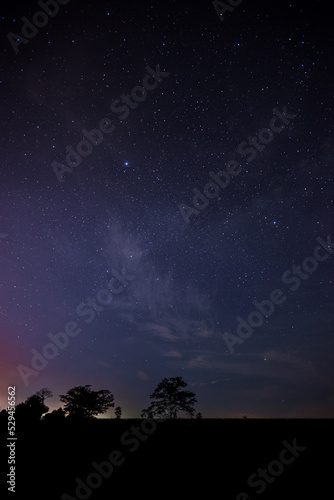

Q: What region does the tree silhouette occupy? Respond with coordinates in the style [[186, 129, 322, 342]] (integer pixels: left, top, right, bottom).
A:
[[141, 377, 197, 418], [115, 406, 122, 419], [16, 388, 52, 421], [140, 408, 154, 418], [35, 387, 53, 404], [0, 409, 7, 424], [44, 408, 66, 423], [59, 385, 114, 420]]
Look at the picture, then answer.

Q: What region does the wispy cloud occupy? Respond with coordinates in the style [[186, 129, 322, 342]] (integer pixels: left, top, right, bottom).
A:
[[139, 322, 180, 341], [103, 217, 144, 273], [186, 348, 318, 381], [163, 350, 183, 358], [136, 370, 149, 381], [97, 360, 112, 369]]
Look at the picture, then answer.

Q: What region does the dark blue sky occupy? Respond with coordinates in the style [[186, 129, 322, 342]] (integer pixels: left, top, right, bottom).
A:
[[1, 0, 333, 417]]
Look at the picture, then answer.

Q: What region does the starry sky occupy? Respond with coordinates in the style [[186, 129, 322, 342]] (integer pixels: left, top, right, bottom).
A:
[[0, 0, 333, 417]]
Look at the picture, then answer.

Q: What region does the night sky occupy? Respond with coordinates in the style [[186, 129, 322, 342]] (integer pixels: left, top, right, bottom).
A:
[[1, 0, 333, 418]]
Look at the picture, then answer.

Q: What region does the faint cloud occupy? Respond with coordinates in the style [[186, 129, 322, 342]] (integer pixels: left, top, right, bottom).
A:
[[136, 370, 149, 381], [137, 317, 215, 343], [263, 350, 299, 364], [187, 355, 213, 369], [139, 322, 180, 341], [97, 360, 112, 368], [194, 325, 213, 338], [163, 350, 183, 358], [0, 233, 8, 242], [103, 217, 144, 274]]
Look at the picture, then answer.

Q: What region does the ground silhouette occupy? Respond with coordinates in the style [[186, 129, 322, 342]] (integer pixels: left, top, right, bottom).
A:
[[1, 380, 333, 499]]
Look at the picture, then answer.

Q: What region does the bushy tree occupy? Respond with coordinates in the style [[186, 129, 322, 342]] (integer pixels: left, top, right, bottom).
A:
[[115, 406, 122, 419], [44, 408, 66, 424], [59, 385, 114, 420], [140, 408, 154, 418], [141, 377, 197, 418], [16, 388, 53, 421]]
